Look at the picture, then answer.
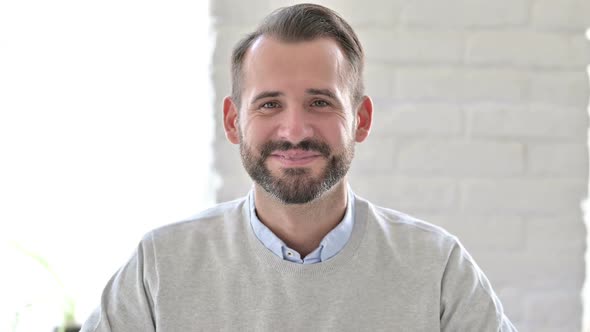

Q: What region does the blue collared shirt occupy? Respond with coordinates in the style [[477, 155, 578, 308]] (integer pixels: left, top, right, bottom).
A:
[[249, 187, 355, 264]]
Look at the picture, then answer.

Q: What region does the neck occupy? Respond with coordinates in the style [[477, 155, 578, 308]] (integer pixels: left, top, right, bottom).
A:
[[253, 179, 349, 257]]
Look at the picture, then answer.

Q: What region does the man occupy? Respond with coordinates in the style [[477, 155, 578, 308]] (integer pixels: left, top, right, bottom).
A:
[[81, 3, 516, 331]]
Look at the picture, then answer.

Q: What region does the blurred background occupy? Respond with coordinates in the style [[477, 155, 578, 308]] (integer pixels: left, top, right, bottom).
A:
[[0, 1, 215, 331], [1, 0, 589, 331]]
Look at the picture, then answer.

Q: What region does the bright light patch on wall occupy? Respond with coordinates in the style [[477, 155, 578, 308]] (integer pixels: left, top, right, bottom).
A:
[[0, 1, 214, 330], [584, 27, 590, 332]]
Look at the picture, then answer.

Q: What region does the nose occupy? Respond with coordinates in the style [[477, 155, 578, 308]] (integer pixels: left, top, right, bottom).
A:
[[277, 106, 313, 144]]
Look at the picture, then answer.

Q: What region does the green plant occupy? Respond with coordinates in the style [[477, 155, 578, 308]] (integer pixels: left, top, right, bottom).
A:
[[10, 242, 77, 332]]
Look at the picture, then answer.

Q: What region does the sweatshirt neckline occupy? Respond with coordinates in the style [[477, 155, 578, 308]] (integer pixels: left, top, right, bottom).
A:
[[242, 191, 369, 277]]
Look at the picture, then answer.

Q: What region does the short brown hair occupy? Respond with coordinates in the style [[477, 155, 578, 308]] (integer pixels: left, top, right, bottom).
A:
[[230, 3, 365, 108]]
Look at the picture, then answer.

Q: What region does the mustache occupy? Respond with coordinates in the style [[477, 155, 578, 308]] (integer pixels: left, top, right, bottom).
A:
[[259, 140, 331, 159]]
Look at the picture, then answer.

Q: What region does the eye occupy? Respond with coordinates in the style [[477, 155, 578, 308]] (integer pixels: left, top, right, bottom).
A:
[[311, 100, 330, 107], [261, 101, 280, 109]]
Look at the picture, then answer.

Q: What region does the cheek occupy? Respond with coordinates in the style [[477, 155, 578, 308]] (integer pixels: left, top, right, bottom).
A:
[[326, 110, 356, 137], [241, 119, 274, 143], [321, 123, 354, 148]]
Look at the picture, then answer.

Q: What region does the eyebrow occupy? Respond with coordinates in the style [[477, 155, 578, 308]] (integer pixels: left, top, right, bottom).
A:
[[251, 91, 283, 104], [306, 88, 337, 100]]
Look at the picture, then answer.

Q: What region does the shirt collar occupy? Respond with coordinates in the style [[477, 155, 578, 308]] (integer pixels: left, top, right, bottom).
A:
[[248, 185, 355, 264]]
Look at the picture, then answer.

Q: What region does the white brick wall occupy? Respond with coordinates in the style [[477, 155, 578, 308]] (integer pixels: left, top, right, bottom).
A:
[[397, 141, 525, 176], [532, 0, 590, 31], [401, 0, 530, 28], [211, 1, 589, 330], [382, 103, 463, 136], [466, 31, 583, 68], [468, 104, 588, 139]]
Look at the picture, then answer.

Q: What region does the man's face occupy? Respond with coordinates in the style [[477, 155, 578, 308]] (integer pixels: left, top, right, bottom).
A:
[[226, 36, 366, 204]]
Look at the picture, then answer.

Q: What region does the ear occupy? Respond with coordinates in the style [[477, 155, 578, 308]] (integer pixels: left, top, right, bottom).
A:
[[223, 96, 240, 144], [354, 96, 373, 143]]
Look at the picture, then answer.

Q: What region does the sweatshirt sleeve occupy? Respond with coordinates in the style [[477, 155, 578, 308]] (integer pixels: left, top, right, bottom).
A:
[[80, 233, 158, 332], [440, 239, 517, 332]]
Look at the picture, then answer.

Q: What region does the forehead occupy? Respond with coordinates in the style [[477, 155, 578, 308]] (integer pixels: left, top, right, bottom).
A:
[[241, 36, 347, 97]]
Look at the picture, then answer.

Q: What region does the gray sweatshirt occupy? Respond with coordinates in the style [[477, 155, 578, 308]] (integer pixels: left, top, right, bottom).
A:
[[81, 193, 516, 331]]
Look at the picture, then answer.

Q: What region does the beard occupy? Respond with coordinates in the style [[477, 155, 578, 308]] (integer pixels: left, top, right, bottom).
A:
[[240, 138, 354, 204]]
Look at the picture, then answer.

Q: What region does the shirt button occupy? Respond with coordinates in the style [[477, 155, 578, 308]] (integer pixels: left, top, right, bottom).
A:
[[287, 251, 293, 256]]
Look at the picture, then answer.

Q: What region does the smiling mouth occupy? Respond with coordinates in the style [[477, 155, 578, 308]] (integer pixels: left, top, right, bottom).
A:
[[269, 149, 323, 165], [271, 149, 322, 159]]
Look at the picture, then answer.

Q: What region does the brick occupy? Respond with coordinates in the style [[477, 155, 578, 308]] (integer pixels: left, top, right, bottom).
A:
[[530, 102, 590, 116], [528, 143, 588, 177], [365, 99, 397, 138], [461, 69, 529, 102], [358, 105, 400, 137], [466, 31, 582, 68], [475, 252, 584, 291], [532, 0, 590, 32], [392, 104, 463, 136], [530, 71, 589, 107], [525, 216, 586, 253], [211, 0, 268, 25], [524, 291, 582, 329], [349, 138, 396, 172], [349, 175, 457, 213], [390, 30, 465, 64], [364, 63, 395, 98], [494, 287, 526, 327], [213, 142, 243, 174], [355, 29, 395, 63], [213, 65, 231, 101], [570, 35, 590, 67], [401, 0, 529, 28], [213, 26, 252, 66], [422, 215, 526, 252], [395, 67, 461, 101], [461, 179, 586, 214], [382, 103, 463, 137], [358, 28, 465, 63], [468, 104, 588, 139], [398, 141, 524, 176], [215, 173, 252, 203], [388, 67, 526, 104], [268, 0, 404, 28], [469, 253, 521, 289]]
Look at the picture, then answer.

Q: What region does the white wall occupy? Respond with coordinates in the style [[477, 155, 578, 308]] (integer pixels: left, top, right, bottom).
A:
[[0, 1, 215, 330], [212, 1, 590, 331]]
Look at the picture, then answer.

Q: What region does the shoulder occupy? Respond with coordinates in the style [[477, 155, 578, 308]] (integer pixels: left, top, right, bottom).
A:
[[366, 197, 454, 238], [141, 197, 248, 250], [374, 204, 453, 239], [358, 195, 459, 259]]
